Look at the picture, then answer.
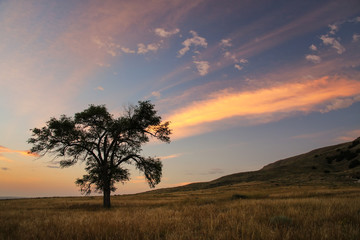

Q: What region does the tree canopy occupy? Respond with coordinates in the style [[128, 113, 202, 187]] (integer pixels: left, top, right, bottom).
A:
[[28, 101, 171, 207]]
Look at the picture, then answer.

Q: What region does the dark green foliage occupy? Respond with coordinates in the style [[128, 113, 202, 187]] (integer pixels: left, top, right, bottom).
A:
[[349, 160, 360, 169], [28, 101, 171, 208]]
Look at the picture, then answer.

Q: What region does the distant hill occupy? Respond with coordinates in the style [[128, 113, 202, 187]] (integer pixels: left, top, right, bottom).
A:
[[153, 137, 360, 193], [0, 196, 24, 200]]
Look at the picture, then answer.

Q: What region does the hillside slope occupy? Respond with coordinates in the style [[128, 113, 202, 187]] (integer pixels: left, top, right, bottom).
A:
[[154, 137, 360, 193]]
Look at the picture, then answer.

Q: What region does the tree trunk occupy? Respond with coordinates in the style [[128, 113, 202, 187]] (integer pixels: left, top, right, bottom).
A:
[[103, 168, 111, 208], [103, 186, 111, 208]]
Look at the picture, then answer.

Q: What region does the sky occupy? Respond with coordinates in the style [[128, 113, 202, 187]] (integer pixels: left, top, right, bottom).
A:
[[0, 0, 360, 197]]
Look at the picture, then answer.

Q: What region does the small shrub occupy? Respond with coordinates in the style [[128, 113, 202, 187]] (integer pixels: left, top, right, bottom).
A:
[[269, 215, 292, 227], [349, 159, 360, 169], [324, 170, 330, 174], [311, 166, 317, 170], [337, 150, 357, 161], [349, 139, 360, 149], [231, 194, 249, 200], [326, 156, 334, 164]]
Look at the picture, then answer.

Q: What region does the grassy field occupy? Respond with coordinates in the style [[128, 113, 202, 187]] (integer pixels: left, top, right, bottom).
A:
[[1, 183, 360, 240]]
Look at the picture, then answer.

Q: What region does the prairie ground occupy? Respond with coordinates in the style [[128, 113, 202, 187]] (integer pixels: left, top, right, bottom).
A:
[[1, 183, 360, 240]]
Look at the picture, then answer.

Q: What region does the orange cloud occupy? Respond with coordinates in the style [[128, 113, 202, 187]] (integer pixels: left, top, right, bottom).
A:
[[0, 145, 38, 162], [129, 176, 147, 184], [166, 76, 360, 138]]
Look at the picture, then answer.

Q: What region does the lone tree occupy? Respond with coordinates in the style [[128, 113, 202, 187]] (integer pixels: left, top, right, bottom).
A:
[[28, 101, 171, 208]]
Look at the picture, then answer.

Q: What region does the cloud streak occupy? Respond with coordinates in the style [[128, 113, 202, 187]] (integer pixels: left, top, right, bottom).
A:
[[166, 76, 360, 138], [0, 145, 38, 162], [159, 153, 182, 160], [0, 146, 38, 157]]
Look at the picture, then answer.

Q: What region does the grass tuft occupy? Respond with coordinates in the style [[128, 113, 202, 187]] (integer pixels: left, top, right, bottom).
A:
[[269, 215, 293, 227], [231, 193, 249, 200]]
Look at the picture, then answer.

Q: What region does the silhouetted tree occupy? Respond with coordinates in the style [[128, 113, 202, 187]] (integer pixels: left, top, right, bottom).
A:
[[28, 101, 171, 208]]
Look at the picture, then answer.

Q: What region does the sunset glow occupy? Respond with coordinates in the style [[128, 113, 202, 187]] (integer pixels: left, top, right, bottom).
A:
[[0, 0, 359, 197]]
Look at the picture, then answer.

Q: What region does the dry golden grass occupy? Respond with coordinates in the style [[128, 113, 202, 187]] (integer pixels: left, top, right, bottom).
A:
[[1, 184, 360, 240]]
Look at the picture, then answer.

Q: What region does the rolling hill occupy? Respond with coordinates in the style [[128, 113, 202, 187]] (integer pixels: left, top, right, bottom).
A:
[[153, 137, 360, 193]]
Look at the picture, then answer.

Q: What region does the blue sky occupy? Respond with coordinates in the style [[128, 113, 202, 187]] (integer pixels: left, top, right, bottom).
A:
[[0, 0, 360, 197]]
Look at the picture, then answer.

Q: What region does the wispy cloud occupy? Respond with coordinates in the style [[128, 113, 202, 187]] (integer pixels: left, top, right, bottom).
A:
[[336, 129, 360, 142], [309, 44, 318, 51], [178, 30, 207, 57], [0, 146, 38, 157], [121, 47, 136, 54], [328, 23, 339, 35], [234, 64, 243, 71], [137, 42, 162, 54], [220, 38, 232, 48], [353, 33, 360, 42], [151, 91, 161, 99], [92, 36, 120, 57], [193, 60, 210, 76], [155, 28, 180, 38], [129, 176, 147, 184], [320, 35, 345, 54], [220, 38, 250, 70], [291, 131, 329, 140], [351, 16, 360, 23], [306, 54, 321, 63], [219, 37, 248, 71], [320, 95, 360, 113], [0, 145, 38, 162], [159, 153, 182, 160], [166, 76, 360, 138], [0, 0, 206, 125], [224, 52, 247, 64]]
